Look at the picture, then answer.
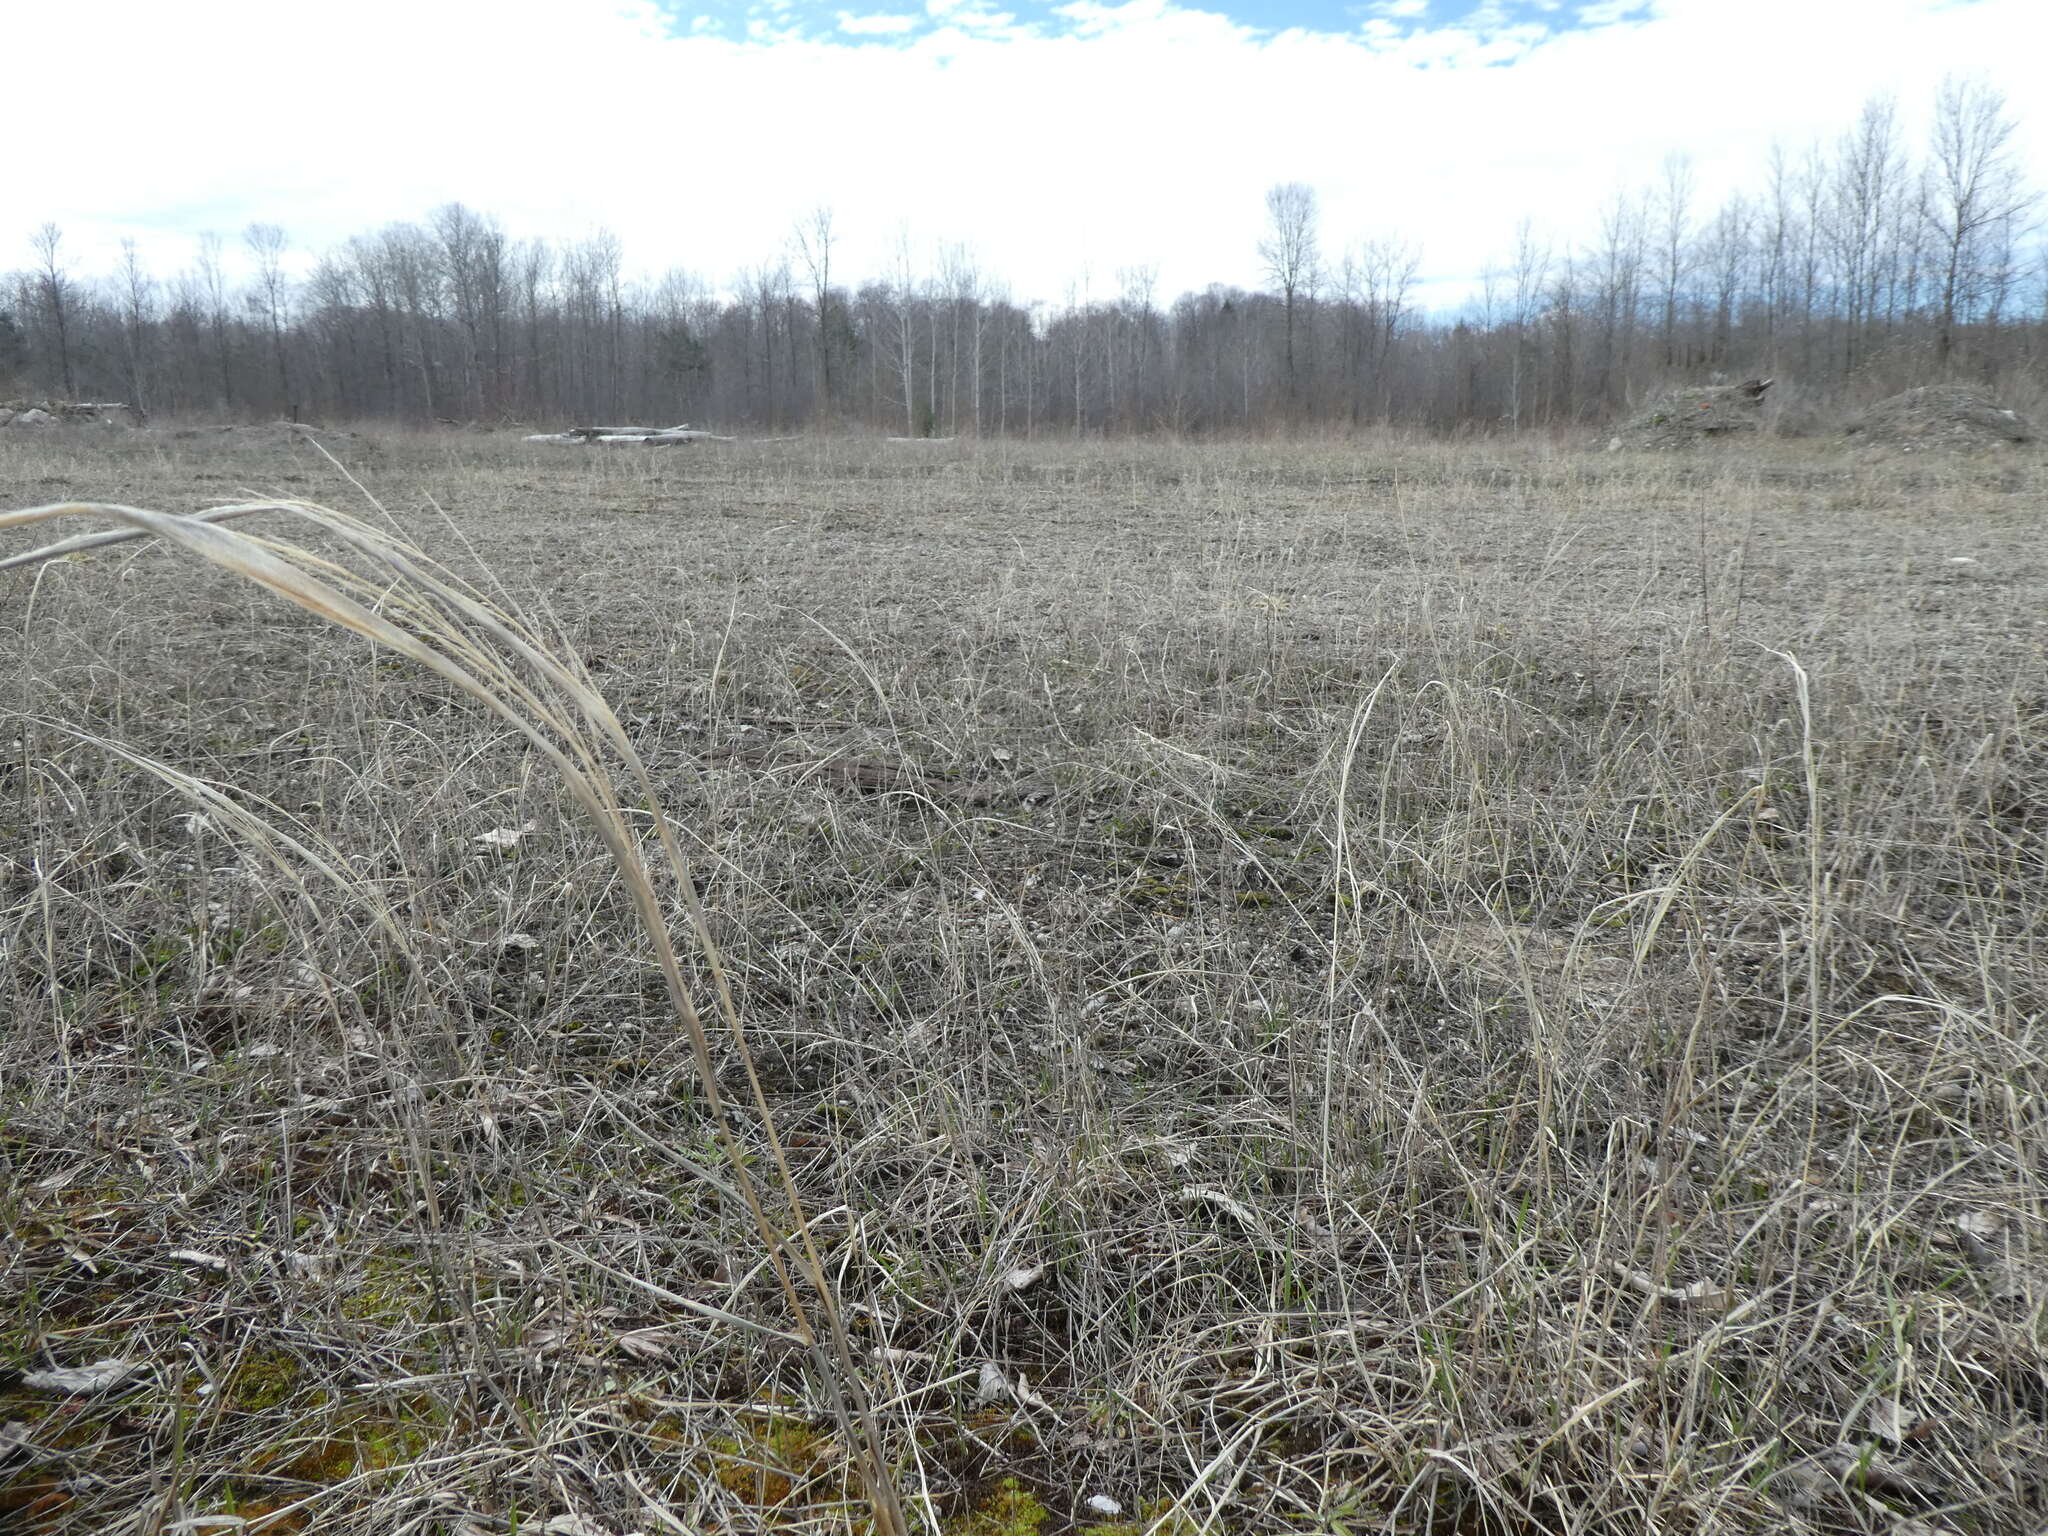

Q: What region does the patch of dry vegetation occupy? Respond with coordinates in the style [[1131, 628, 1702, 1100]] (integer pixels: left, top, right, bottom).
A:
[[1, 429, 2045, 1535]]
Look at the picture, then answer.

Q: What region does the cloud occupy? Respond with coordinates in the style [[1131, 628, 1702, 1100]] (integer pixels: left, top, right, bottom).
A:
[[1576, 0, 1649, 20], [4, 0, 2043, 312]]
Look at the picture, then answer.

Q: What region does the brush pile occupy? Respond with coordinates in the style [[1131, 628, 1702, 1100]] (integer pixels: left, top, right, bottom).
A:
[[524, 423, 736, 445], [0, 400, 141, 428], [1610, 377, 1773, 449]]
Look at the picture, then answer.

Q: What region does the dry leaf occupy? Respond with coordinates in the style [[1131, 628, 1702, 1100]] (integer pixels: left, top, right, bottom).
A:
[[976, 1362, 1053, 1411], [1772, 1455, 1840, 1512], [616, 1328, 678, 1363], [545, 1518, 611, 1536], [1818, 1443, 1945, 1501], [1984, 1261, 2034, 1304], [1178, 1186, 1258, 1226], [1611, 1262, 1731, 1309], [1954, 1209, 2004, 1243], [23, 1359, 145, 1394], [1867, 1395, 1909, 1444], [279, 1250, 334, 1279], [871, 1346, 934, 1366], [1009, 1369, 1054, 1411], [0, 1422, 40, 1466], [169, 1249, 229, 1273], [474, 821, 538, 850]]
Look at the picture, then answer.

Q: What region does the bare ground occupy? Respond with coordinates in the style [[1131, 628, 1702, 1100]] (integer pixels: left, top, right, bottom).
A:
[[1, 429, 2044, 1535]]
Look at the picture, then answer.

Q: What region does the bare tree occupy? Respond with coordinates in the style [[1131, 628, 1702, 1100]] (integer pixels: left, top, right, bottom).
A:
[[196, 231, 235, 408], [30, 223, 76, 398], [117, 238, 155, 411], [1591, 186, 1646, 409], [889, 228, 919, 437], [433, 203, 508, 416], [1259, 182, 1319, 415], [794, 206, 837, 418], [1505, 219, 1550, 428], [1827, 95, 1907, 372], [1656, 153, 1696, 368], [244, 223, 293, 412], [1699, 196, 1752, 365], [1926, 76, 2036, 368]]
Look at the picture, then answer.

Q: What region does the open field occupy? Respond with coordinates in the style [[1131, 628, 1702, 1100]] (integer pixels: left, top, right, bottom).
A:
[[2, 427, 2045, 1535]]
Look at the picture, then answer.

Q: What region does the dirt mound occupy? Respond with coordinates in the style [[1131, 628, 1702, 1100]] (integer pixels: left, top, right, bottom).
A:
[[1610, 378, 1772, 450], [1846, 387, 2032, 455]]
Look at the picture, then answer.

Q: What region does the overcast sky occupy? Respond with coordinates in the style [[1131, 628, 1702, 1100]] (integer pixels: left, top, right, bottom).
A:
[[8, 0, 2044, 310]]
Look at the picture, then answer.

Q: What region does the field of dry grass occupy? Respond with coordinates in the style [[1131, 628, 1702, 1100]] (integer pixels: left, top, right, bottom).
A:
[[2, 426, 2044, 1536]]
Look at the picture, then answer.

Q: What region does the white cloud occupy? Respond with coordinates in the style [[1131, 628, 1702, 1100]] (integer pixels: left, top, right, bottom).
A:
[[4, 0, 2044, 311], [839, 10, 922, 30], [1577, 0, 1649, 20], [1373, 0, 1430, 17]]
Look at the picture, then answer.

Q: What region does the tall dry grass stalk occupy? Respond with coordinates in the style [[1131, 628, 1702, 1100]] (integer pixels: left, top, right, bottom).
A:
[[0, 497, 907, 1536]]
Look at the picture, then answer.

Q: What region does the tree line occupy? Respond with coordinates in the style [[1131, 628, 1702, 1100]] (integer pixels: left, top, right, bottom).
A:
[[4, 80, 2038, 435]]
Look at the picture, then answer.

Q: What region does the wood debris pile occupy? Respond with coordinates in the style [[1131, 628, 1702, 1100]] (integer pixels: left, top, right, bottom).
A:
[[1, 400, 143, 429], [523, 423, 735, 445], [1609, 377, 1773, 449]]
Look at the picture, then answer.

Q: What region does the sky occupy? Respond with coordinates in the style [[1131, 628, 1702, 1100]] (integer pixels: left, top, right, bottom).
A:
[[6, 0, 2045, 311]]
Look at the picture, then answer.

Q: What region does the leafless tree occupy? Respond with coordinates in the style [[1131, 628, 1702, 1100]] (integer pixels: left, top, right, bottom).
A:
[[244, 223, 293, 412], [1592, 187, 1646, 410], [1503, 219, 1550, 427], [1699, 197, 1751, 365], [889, 228, 920, 437], [30, 223, 76, 398], [1259, 182, 1319, 415], [1827, 95, 1907, 372], [1926, 76, 2036, 368], [1656, 153, 1696, 368], [794, 206, 838, 418], [197, 231, 237, 408], [434, 203, 509, 416], [117, 238, 155, 410]]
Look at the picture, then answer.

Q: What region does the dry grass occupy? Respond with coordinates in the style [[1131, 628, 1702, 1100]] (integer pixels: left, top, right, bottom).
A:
[[1, 426, 2044, 1536]]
